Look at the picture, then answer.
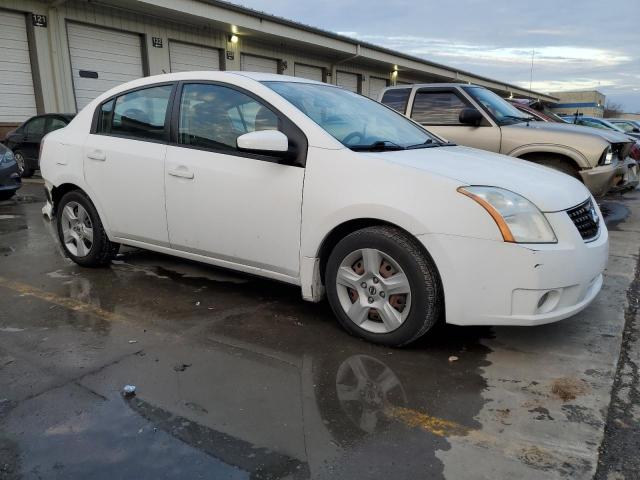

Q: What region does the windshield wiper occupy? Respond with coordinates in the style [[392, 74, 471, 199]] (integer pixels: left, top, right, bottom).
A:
[[406, 139, 456, 149], [502, 115, 535, 124], [350, 140, 405, 151]]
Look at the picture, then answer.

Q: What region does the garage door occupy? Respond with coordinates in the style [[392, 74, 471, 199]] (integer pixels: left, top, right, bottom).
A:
[[336, 71, 359, 93], [0, 10, 37, 123], [294, 63, 323, 82], [67, 23, 144, 111], [240, 54, 278, 74], [169, 41, 220, 73], [368, 76, 389, 100]]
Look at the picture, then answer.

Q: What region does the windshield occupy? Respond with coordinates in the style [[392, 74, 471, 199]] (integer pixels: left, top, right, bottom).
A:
[[599, 119, 627, 133], [263, 81, 441, 150], [464, 87, 530, 125]]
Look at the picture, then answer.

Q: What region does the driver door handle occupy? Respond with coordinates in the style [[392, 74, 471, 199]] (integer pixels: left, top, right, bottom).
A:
[[87, 150, 106, 161], [168, 168, 194, 180]]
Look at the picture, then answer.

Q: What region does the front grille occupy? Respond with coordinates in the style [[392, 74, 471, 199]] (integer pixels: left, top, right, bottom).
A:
[[567, 199, 600, 241]]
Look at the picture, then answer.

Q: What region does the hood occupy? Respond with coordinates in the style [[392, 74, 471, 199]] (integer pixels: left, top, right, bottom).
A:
[[362, 146, 590, 212], [518, 120, 631, 144]]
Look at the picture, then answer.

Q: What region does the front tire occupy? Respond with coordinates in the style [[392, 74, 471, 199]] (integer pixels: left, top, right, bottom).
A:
[[56, 190, 119, 267], [325, 226, 442, 347]]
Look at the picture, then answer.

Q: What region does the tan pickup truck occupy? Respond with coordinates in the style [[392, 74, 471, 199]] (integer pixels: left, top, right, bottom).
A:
[[379, 84, 633, 196]]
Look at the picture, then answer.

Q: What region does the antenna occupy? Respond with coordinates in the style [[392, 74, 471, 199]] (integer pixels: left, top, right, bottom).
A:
[[529, 48, 535, 99]]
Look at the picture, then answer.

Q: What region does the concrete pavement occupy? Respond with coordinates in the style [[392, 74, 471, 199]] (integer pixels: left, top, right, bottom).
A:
[[0, 183, 638, 479]]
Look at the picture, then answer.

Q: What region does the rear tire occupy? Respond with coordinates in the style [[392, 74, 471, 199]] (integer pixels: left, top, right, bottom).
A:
[[14, 151, 34, 178], [325, 226, 442, 347], [0, 191, 16, 201], [56, 190, 119, 267]]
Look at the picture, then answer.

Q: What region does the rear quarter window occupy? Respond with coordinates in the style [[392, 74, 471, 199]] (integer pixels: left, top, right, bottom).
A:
[[380, 88, 411, 113]]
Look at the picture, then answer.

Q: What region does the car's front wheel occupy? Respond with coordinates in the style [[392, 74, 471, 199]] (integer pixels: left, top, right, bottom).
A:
[[325, 226, 442, 347], [56, 190, 119, 267]]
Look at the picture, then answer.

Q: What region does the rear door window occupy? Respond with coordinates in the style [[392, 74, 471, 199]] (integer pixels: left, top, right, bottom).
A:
[[46, 117, 68, 133], [380, 88, 411, 113], [96, 84, 173, 142], [410, 91, 467, 125], [25, 117, 46, 137]]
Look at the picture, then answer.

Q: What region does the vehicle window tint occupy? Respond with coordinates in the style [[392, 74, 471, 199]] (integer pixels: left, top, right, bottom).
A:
[[178, 83, 280, 151], [26, 117, 46, 136], [380, 89, 411, 113], [97, 85, 172, 141], [47, 117, 68, 133], [411, 91, 467, 125]]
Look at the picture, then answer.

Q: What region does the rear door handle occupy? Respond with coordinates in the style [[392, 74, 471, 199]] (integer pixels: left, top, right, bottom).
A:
[[168, 168, 194, 179], [87, 150, 106, 161]]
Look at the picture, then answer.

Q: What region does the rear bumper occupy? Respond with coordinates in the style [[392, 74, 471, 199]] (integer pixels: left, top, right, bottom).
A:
[[580, 162, 617, 197], [418, 205, 608, 326]]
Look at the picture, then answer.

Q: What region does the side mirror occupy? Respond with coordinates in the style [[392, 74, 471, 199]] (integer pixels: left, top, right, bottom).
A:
[[237, 130, 289, 155], [459, 108, 484, 127]]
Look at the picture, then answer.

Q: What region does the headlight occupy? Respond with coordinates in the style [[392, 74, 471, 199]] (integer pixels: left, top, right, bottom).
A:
[[602, 146, 613, 165], [458, 186, 557, 243], [0, 150, 15, 165]]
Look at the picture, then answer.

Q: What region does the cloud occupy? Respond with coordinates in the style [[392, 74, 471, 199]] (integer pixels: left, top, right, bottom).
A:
[[341, 33, 631, 69], [231, 0, 640, 111], [521, 79, 616, 92]]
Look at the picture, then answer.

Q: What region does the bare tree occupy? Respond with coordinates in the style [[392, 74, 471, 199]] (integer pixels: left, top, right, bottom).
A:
[[604, 101, 624, 118]]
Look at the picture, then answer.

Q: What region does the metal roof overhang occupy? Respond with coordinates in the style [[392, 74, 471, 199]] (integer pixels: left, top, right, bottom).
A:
[[91, 0, 558, 102]]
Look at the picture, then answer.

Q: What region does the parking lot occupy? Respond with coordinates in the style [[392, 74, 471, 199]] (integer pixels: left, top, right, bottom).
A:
[[0, 180, 636, 479]]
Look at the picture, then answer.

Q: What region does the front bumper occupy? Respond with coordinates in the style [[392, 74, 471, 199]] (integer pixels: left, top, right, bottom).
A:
[[580, 162, 617, 197], [609, 157, 638, 193], [0, 164, 21, 193], [418, 204, 608, 326]]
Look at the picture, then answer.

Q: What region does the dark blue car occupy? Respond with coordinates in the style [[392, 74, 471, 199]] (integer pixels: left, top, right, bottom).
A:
[[0, 143, 21, 200]]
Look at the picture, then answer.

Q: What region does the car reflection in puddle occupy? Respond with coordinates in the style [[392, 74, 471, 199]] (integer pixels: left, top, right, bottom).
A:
[[335, 355, 408, 434]]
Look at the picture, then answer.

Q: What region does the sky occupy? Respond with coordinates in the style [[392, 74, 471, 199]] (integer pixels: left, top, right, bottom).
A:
[[227, 0, 640, 112]]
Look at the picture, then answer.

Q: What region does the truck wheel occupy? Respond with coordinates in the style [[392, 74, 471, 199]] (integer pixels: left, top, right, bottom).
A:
[[56, 190, 119, 267], [325, 226, 442, 347]]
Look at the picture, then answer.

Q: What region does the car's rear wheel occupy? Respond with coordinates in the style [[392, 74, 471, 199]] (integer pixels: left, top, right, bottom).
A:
[[14, 151, 34, 178], [56, 190, 119, 267], [325, 226, 442, 346]]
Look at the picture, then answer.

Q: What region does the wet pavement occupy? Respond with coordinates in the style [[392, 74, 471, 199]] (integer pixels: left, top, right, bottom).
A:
[[1, 183, 639, 479]]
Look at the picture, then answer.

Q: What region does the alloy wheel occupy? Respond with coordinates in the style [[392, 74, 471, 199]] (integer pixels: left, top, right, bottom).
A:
[[335, 248, 412, 333], [14, 152, 25, 176], [60, 201, 94, 257]]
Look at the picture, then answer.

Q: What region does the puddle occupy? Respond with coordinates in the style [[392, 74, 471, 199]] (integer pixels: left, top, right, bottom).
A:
[[600, 200, 631, 230]]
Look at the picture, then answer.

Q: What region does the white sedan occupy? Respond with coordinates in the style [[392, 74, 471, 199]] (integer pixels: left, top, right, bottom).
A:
[[40, 72, 608, 346]]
